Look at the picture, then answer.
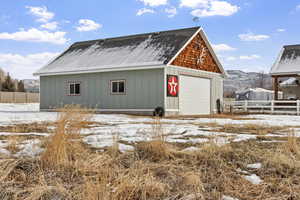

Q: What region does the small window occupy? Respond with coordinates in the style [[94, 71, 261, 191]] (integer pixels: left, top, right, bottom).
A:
[[69, 83, 81, 95], [111, 80, 126, 94]]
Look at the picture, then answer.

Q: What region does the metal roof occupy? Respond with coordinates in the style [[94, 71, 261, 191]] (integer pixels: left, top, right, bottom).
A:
[[35, 27, 201, 75], [270, 44, 300, 75]]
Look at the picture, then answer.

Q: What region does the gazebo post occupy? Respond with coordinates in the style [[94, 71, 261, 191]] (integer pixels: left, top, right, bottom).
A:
[[273, 76, 279, 100]]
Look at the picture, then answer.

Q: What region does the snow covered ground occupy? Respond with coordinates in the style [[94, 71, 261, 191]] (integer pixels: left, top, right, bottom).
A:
[[0, 103, 300, 157]]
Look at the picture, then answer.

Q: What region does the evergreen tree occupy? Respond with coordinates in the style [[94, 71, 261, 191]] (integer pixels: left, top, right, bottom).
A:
[[17, 80, 26, 92], [2, 73, 15, 92]]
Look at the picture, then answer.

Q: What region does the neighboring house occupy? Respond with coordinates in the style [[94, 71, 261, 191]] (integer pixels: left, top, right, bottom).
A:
[[34, 27, 226, 116], [271, 44, 300, 100], [235, 88, 282, 101]]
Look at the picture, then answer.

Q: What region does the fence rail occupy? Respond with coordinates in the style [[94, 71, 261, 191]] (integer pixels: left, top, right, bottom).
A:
[[224, 100, 300, 115], [0, 92, 39, 103]]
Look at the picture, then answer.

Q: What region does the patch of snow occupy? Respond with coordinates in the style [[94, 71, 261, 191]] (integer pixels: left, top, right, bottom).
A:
[[233, 134, 257, 142], [244, 174, 263, 185], [0, 148, 10, 156], [15, 139, 43, 157], [222, 195, 239, 200], [118, 143, 134, 153], [181, 146, 200, 152], [247, 163, 262, 169], [0, 103, 39, 112], [0, 132, 49, 137]]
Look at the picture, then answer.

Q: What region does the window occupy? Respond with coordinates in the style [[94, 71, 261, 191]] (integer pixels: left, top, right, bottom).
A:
[[111, 80, 125, 94], [69, 82, 81, 95]]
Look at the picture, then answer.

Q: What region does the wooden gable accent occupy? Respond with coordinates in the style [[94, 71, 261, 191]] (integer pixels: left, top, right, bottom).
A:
[[171, 33, 222, 74]]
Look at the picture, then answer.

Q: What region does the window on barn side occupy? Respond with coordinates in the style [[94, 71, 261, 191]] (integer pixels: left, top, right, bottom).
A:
[[111, 80, 126, 94], [69, 82, 81, 95]]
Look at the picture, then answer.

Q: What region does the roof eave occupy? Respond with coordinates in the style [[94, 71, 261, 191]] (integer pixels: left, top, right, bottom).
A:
[[33, 64, 166, 77]]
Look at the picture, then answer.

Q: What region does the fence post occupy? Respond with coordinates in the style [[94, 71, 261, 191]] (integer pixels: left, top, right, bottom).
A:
[[244, 100, 248, 112], [297, 100, 300, 116], [271, 100, 274, 114]]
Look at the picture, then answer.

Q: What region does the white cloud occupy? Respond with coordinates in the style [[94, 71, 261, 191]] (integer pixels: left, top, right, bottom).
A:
[[137, 8, 156, 16], [165, 7, 177, 17], [212, 43, 236, 52], [180, 0, 239, 17], [277, 28, 285, 32], [191, 1, 239, 17], [26, 6, 54, 23], [40, 21, 58, 30], [239, 32, 270, 41], [76, 19, 102, 32], [226, 56, 237, 61], [0, 52, 59, 79], [239, 54, 261, 60], [0, 28, 68, 45], [180, 0, 209, 8], [296, 4, 300, 10], [139, 0, 168, 7]]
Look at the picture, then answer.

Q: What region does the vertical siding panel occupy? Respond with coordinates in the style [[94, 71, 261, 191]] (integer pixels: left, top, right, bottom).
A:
[[40, 68, 165, 110]]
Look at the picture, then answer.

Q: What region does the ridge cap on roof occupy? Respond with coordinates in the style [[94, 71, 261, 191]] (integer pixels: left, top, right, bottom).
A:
[[283, 44, 300, 48], [71, 26, 201, 47]]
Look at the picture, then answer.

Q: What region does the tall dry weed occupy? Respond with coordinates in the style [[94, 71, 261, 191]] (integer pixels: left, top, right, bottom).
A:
[[41, 105, 93, 167]]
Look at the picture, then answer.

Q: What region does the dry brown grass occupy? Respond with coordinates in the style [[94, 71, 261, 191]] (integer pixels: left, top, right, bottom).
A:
[[5, 136, 22, 154], [0, 122, 52, 133], [218, 123, 291, 135], [40, 105, 92, 168], [0, 107, 300, 199]]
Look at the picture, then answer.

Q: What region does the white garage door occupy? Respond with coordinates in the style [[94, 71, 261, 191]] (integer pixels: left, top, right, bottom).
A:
[[179, 75, 211, 115]]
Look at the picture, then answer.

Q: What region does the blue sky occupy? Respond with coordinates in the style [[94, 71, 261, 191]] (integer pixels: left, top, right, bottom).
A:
[[0, 0, 300, 79]]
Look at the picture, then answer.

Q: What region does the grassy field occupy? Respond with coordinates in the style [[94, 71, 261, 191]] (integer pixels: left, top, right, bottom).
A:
[[0, 107, 299, 200]]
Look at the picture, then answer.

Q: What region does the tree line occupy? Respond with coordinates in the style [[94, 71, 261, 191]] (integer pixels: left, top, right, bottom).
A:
[[1, 73, 25, 92]]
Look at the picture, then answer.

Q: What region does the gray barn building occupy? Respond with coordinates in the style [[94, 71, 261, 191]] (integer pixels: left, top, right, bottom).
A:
[[34, 27, 226, 116]]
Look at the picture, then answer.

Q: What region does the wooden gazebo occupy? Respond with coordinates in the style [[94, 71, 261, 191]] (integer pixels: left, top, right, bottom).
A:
[[270, 44, 300, 100]]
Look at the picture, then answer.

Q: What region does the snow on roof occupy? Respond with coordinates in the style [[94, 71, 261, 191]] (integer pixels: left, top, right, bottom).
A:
[[271, 44, 300, 75], [280, 77, 299, 87], [35, 27, 200, 75], [236, 88, 275, 94]]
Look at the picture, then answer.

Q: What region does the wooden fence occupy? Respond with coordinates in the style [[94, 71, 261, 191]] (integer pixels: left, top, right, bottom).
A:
[[0, 92, 39, 103], [224, 100, 300, 115]]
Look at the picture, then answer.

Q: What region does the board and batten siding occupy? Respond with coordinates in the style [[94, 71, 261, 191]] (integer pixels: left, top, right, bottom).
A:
[[165, 65, 224, 114], [40, 68, 164, 111]]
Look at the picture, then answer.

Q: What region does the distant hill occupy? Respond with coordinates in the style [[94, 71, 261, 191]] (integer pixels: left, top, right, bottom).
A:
[[23, 79, 40, 93], [224, 70, 272, 97]]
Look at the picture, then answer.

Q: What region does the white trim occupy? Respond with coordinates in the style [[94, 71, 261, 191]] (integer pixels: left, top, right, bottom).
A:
[[270, 47, 285, 75], [34, 65, 165, 77], [167, 27, 227, 78], [198, 29, 227, 77], [110, 80, 126, 95], [165, 109, 179, 112], [167, 27, 201, 65], [163, 67, 167, 110], [168, 65, 224, 78], [68, 82, 81, 96]]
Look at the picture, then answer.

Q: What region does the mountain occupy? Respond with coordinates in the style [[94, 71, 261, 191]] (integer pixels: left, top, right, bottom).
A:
[[224, 70, 272, 97]]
